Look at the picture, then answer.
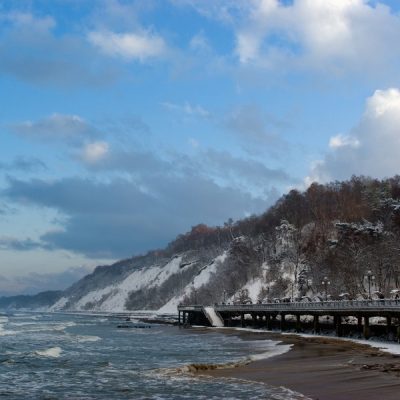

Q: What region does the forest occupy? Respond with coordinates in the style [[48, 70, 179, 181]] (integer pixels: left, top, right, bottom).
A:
[[176, 176, 400, 305]]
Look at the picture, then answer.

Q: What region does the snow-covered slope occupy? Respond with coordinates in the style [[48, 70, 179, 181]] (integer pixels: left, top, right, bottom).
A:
[[49, 250, 228, 313], [158, 252, 227, 313]]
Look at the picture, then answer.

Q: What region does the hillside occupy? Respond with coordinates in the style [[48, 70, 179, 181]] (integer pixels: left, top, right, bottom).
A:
[[3, 175, 400, 313]]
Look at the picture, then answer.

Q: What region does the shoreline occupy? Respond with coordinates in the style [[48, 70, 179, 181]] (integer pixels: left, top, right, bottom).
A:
[[190, 328, 400, 400]]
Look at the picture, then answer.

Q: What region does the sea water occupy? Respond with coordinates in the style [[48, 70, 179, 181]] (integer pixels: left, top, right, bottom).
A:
[[0, 313, 308, 399]]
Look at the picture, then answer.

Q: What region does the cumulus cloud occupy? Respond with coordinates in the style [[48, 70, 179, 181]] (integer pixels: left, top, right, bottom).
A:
[[328, 134, 360, 150], [308, 88, 400, 183], [81, 141, 110, 163], [81, 148, 169, 175], [88, 30, 167, 61], [234, 0, 400, 78]]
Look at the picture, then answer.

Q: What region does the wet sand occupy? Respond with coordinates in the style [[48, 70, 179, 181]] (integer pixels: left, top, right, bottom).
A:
[[196, 330, 400, 400]]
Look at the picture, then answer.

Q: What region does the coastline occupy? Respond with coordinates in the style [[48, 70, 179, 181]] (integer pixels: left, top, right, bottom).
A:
[[191, 328, 400, 400]]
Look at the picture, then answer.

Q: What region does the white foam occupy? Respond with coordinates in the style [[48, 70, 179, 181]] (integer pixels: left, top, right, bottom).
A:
[[249, 342, 293, 361], [75, 335, 101, 343], [35, 347, 62, 358], [21, 321, 77, 333], [10, 322, 38, 327]]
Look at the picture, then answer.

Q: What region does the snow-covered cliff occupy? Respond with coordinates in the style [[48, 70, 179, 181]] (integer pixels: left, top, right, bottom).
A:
[[49, 248, 229, 314]]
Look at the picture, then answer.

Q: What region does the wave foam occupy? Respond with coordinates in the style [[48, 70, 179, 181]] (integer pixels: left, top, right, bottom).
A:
[[249, 342, 293, 361], [76, 335, 101, 343], [35, 347, 62, 358]]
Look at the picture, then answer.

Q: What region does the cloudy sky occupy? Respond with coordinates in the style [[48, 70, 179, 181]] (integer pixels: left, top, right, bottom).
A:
[[1, 0, 400, 295]]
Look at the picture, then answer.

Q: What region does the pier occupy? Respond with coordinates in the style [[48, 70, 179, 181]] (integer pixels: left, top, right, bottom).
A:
[[178, 299, 400, 340]]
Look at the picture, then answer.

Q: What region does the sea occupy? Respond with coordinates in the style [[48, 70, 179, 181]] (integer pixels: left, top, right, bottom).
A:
[[0, 312, 309, 399]]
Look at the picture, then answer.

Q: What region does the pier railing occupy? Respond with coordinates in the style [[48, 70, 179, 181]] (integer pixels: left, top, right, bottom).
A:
[[179, 299, 400, 314]]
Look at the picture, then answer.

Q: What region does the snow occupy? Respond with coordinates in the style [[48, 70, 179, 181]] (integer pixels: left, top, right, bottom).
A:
[[49, 297, 69, 311], [204, 307, 224, 327], [157, 252, 227, 314], [65, 256, 183, 312], [241, 278, 265, 303], [52, 252, 230, 314]]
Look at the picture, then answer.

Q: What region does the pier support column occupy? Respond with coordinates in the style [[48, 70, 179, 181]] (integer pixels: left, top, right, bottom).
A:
[[266, 314, 272, 330], [363, 316, 370, 340], [296, 314, 301, 333], [241, 313, 245, 328], [251, 313, 257, 328], [357, 316, 363, 338], [313, 315, 320, 334], [280, 313, 286, 331], [178, 311, 181, 326], [335, 315, 343, 337], [387, 316, 392, 339]]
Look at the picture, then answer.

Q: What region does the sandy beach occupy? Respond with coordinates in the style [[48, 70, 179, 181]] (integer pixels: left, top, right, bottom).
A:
[[194, 330, 400, 400]]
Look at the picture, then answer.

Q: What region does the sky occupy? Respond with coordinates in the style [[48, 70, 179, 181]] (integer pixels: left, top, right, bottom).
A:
[[1, 0, 400, 296]]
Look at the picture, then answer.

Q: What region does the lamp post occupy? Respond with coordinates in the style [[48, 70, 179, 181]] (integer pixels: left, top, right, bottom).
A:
[[193, 287, 197, 304], [365, 270, 375, 300], [322, 277, 330, 301], [223, 290, 227, 304]]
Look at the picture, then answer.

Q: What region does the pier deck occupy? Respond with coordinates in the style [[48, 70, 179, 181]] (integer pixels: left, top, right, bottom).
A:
[[178, 300, 400, 340]]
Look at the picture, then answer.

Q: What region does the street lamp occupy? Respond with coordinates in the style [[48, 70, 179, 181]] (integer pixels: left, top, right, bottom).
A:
[[193, 287, 197, 304], [365, 270, 375, 300], [321, 277, 330, 301]]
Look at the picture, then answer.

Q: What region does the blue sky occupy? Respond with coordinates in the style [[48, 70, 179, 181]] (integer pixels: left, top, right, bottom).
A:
[[1, 0, 400, 295]]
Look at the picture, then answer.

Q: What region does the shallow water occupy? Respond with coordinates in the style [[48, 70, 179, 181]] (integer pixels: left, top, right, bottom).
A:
[[0, 312, 308, 399]]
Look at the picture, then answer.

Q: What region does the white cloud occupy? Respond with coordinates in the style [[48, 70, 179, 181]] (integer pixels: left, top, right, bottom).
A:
[[329, 134, 360, 149], [88, 30, 167, 61], [308, 88, 400, 183], [234, 0, 400, 77], [81, 141, 109, 163], [366, 87, 400, 117]]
